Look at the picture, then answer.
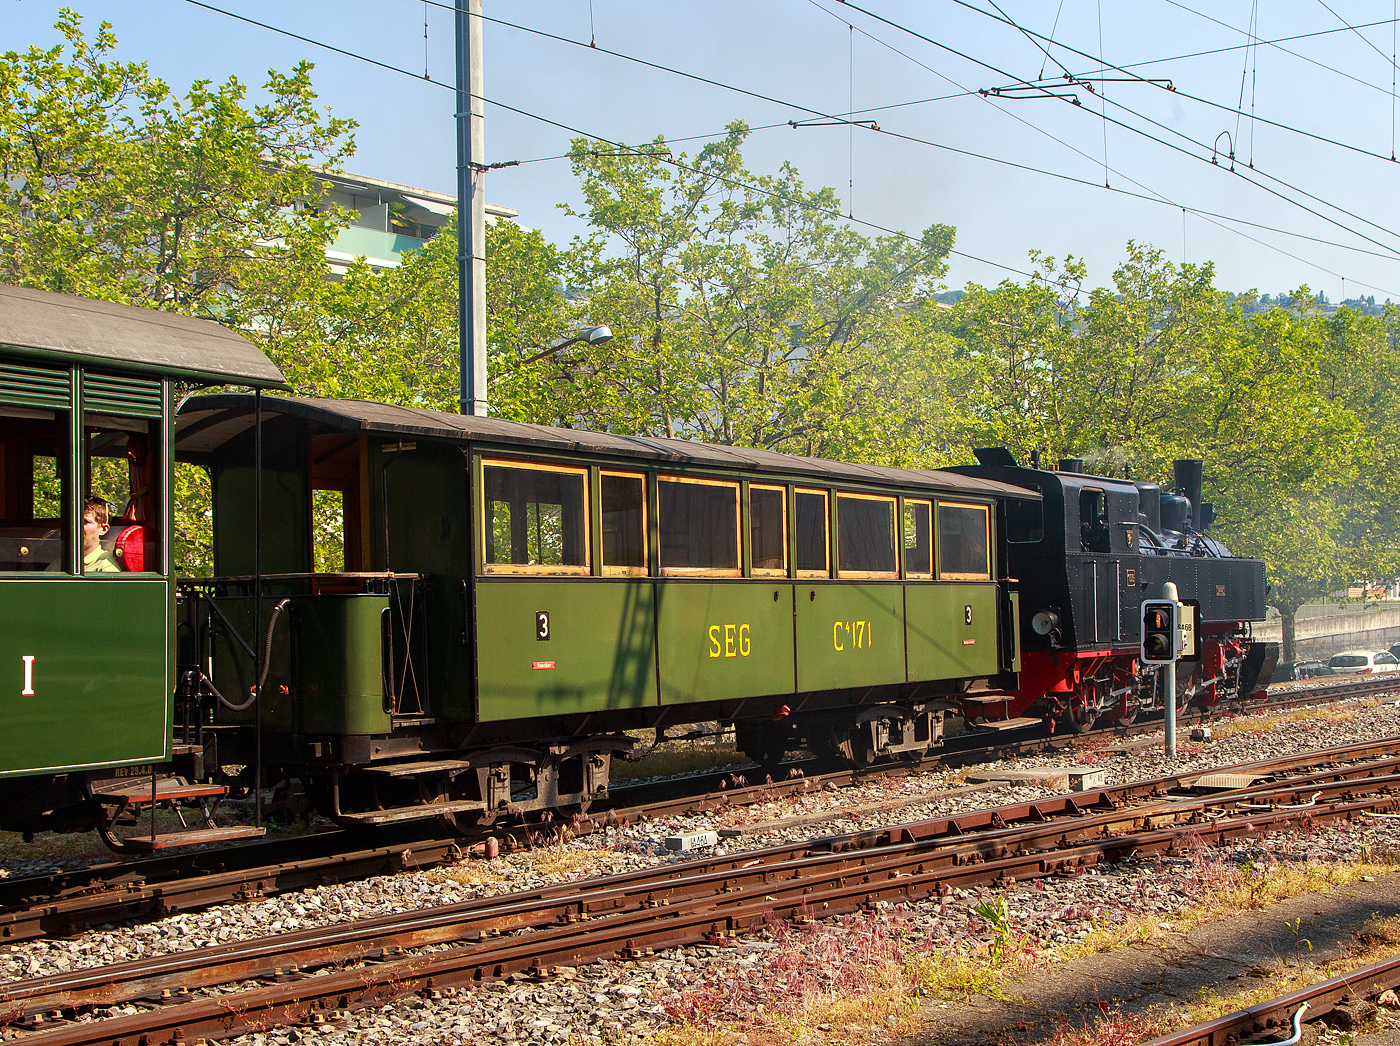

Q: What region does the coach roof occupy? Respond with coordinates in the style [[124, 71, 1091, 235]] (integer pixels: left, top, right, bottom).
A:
[[0, 285, 287, 388], [177, 393, 1036, 499]]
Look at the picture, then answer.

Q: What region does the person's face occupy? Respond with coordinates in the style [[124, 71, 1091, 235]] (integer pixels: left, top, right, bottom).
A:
[[82, 511, 107, 554]]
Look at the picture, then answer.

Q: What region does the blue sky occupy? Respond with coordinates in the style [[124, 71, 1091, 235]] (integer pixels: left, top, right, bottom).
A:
[[7, 0, 1400, 300]]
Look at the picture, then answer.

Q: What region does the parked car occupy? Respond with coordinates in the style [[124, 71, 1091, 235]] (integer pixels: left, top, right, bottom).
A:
[[1327, 650, 1400, 675], [1274, 660, 1336, 682]]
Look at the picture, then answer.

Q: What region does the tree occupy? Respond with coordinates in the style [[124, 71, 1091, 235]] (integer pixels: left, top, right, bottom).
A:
[[555, 123, 958, 463], [943, 245, 1371, 661], [0, 10, 354, 320]]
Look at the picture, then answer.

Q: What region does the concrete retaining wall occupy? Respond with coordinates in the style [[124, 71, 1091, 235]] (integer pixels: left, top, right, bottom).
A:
[[1254, 604, 1400, 660]]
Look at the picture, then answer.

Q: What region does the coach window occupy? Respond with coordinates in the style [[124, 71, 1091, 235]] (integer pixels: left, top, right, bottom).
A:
[[601, 471, 647, 575], [86, 415, 162, 574], [482, 461, 589, 574], [837, 493, 898, 578], [658, 476, 739, 576], [903, 499, 932, 578], [938, 501, 991, 581], [0, 408, 69, 572], [795, 488, 829, 577], [749, 485, 786, 576]]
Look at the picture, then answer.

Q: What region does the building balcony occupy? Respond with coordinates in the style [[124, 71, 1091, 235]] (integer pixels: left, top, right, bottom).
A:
[[327, 226, 431, 270]]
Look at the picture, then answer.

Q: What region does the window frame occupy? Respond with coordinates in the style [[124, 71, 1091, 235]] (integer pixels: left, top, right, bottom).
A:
[[479, 457, 592, 576], [936, 499, 993, 581], [747, 483, 788, 577], [600, 469, 649, 577], [901, 497, 934, 580], [835, 491, 900, 580], [794, 487, 831, 579], [657, 474, 742, 578], [85, 412, 163, 577]]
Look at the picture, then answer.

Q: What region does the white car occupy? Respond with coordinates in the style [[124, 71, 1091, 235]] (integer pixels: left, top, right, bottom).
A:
[[1327, 650, 1400, 675]]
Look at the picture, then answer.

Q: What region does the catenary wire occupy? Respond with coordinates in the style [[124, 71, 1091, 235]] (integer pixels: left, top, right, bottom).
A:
[[1157, 1, 1400, 102], [933, 0, 1400, 168], [460, 0, 1400, 267], [183, 0, 1400, 296], [832, 0, 1400, 256]]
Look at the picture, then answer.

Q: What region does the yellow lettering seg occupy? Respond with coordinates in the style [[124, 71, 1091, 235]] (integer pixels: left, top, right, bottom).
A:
[[709, 625, 722, 658], [739, 623, 751, 657], [725, 624, 736, 657]]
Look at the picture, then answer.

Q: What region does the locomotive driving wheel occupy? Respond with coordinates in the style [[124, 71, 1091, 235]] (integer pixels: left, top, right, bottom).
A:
[[1061, 678, 1108, 734]]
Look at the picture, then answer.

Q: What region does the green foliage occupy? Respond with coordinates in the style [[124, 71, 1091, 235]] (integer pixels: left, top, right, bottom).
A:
[[557, 123, 958, 464], [0, 9, 354, 316]]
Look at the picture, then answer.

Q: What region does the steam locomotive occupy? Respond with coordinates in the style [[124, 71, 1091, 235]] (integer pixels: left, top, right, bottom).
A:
[[948, 451, 1276, 733]]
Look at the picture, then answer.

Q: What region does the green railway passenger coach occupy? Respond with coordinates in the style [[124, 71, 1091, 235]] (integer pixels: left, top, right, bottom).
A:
[[0, 285, 284, 843], [174, 395, 1036, 828]]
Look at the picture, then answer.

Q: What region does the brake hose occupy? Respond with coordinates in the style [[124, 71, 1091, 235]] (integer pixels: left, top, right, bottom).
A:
[[201, 598, 291, 713]]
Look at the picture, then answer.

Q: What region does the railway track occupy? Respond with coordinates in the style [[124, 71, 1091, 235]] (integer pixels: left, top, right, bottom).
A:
[[1142, 956, 1400, 1046], [0, 672, 1386, 948], [3, 735, 1400, 1044]]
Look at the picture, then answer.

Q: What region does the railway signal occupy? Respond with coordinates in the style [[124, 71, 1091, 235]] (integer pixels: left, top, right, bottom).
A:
[[1140, 600, 1178, 665]]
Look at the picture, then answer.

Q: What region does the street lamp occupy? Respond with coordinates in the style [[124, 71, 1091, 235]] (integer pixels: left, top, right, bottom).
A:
[[519, 324, 613, 365]]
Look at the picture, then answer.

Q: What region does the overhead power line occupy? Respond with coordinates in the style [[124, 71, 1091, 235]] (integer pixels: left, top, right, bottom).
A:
[[455, 0, 1400, 270], [183, 0, 1400, 297], [831, 0, 1400, 258]]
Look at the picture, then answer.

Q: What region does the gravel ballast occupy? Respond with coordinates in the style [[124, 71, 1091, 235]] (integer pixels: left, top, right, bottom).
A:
[[3, 697, 1399, 1045]]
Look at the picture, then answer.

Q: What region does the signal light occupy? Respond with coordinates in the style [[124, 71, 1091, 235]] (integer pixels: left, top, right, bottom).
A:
[[1140, 600, 1178, 665]]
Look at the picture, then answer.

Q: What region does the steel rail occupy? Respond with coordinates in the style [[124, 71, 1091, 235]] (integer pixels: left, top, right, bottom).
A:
[[1141, 955, 1400, 1046], [9, 780, 1399, 1045], [0, 677, 1383, 947], [5, 741, 1400, 1027]]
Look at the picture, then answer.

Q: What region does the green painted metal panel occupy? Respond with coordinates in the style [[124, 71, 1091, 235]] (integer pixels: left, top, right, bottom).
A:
[[83, 373, 162, 417], [905, 582, 1001, 681], [0, 359, 69, 409], [656, 582, 795, 705], [475, 579, 657, 722], [795, 583, 905, 691], [0, 579, 168, 774], [1008, 591, 1021, 673], [288, 595, 392, 734]]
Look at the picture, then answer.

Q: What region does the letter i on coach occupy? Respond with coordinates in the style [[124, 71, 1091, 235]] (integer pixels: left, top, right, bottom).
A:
[[21, 655, 34, 696]]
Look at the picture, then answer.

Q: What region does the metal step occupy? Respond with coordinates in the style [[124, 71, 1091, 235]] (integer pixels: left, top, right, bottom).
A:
[[119, 826, 266, 852], [334, 799, 487, 826], [961, 695, 1018, 706], [971, 716, 1044, 732], [90, 781, 229, 807], [364, 759, 477, 777]]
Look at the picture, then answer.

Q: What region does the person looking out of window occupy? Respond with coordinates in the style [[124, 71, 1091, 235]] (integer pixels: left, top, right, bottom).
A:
[[81, 496, 120, 573]]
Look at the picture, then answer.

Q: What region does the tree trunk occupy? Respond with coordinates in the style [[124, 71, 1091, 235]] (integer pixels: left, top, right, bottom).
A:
[[1280, 608, 1297, 664]]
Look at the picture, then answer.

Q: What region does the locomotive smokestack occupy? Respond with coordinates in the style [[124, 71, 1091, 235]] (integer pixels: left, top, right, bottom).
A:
[[1058, 458, 1084, 473], [1173, 459, 1204, 531]]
